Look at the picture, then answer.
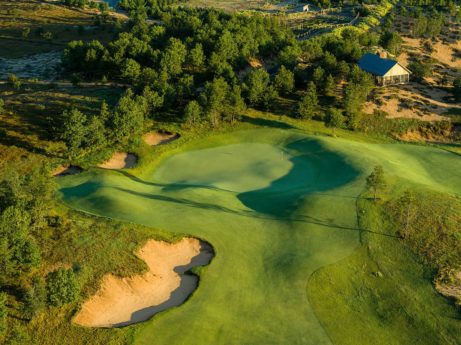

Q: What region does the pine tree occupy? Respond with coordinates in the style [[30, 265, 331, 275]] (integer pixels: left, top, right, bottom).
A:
[[298, 82, 318, 119], [324, 74, 335, 97], [274, 65, 294, 95]]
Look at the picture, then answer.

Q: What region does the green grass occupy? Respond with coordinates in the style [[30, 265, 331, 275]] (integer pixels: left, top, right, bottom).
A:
[[57, 126, 461, 345], [308, 194, 461, 345]]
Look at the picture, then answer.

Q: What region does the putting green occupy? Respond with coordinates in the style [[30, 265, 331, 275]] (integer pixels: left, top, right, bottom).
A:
[[59, 128, 461, 345]]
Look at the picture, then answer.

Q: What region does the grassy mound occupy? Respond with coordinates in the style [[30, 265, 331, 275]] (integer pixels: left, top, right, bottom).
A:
[[58, 128, 461, 345]]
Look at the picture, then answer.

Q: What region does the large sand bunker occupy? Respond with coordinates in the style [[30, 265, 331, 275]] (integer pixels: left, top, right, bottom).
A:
[[73, 237, 213, 328], [143, 131, 180, 146], [98, 152, 137, 169]]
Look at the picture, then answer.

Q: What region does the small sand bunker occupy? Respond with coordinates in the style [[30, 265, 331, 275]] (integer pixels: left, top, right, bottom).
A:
[[98, 152, 137, 169], [143, 131, 179, 146], [52, 165, 83, 177], [73, 237, 213, 328]]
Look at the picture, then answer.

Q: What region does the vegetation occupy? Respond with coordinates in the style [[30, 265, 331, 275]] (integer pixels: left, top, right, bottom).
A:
[[0, 0, 460, 343], [46, 268, 79, 307]]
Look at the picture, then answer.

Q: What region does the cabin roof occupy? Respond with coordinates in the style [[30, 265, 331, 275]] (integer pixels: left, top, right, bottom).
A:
[[358, 53, 409, 76]]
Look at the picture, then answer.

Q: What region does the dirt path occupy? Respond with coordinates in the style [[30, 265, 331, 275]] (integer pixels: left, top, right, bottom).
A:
[[73, 237, 214, 327]]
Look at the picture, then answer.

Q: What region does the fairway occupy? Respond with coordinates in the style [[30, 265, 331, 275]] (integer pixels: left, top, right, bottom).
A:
[[58, 128, 461, 345]]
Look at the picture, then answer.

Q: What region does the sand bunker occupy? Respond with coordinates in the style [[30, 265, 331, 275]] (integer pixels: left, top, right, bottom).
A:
[[98, 152, 137, 169], [52, 165, 83, 177], [143, 131, 179, 146], [73, 237, 214, 328]]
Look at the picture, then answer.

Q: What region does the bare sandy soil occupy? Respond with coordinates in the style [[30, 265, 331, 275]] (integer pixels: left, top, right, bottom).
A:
[[98, 152, 137, 169], [0, 51, 61, 80], [143, 131, 179, 146], [73, 237, 214, 328], [364, 83, 458, 121], [52, 165, 83, 176]]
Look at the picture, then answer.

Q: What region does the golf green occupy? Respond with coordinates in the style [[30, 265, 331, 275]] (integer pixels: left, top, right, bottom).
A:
[[59, 128, 461, 345]]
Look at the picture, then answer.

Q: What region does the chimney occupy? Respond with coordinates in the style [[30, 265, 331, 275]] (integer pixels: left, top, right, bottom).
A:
[[376, 50, 387, 59]]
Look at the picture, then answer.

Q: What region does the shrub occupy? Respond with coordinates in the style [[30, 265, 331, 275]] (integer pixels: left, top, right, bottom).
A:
[[46, 268, 79, 306], [7, 74, 21, 90]]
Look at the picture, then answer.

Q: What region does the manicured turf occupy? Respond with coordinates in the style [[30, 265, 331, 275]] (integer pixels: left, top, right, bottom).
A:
[[58, 128, 461, 345]]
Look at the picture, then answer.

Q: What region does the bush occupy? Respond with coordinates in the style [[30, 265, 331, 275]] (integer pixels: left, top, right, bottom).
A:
[[46, 268, 79, 306], [7, 75, 21, 90], [408, 60, 432, 81], [453, 77, 461, 101]]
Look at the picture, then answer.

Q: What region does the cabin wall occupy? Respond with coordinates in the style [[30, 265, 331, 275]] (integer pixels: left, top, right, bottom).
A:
[[378, 64, 410, 86]]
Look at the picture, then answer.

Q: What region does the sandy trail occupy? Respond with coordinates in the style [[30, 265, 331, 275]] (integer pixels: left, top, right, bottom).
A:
[[98, 152, 137, 169], [73, 237, 213, 328], [143, 131, 179, 146]]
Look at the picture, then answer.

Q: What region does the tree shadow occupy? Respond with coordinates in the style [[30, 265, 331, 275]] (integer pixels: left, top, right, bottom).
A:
[[240, 115, 296, 129]]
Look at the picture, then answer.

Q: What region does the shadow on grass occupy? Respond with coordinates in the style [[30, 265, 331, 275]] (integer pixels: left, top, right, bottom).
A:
[[240, 115, 296, 129], [60, 136, 399, 239]]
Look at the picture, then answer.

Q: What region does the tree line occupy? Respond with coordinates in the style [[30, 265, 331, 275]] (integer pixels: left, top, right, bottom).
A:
[[59, 6, 387, 157], [0, 161, 79, 341]]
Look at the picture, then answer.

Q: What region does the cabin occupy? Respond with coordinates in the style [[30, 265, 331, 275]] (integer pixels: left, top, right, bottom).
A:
[[358, 52, 410, 86], [302, 4, 309, 12]]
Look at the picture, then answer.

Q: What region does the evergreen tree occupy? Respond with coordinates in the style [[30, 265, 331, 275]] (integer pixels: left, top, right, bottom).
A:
[[110, 89, 146, 143], [188, 43, 205, 71], [160, 38, 187, 76], [324, 107, 344, 135], [312, 66, 325, 84], [201, 77, 230, 127], [184, 100, 202, 126], [298, 82, 319, 119], [274, 66, 294, 95], [227, 85, 246, 123], [323, 74, 336, 97], [380, 30, 402, 55], [60, 108, 87, 159], [245, 69, 270, 106]]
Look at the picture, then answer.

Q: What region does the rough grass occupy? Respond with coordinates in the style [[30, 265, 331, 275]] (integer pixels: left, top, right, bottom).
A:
[[0, 0, 118, 58], [57, 126, 461, 345], [182, 0, 267, 12], [0, 83, 123, 157], [26, 207, 181, 345], [308, 192, 461, 345]]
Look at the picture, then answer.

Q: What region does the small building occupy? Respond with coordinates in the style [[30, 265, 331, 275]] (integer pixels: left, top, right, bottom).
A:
[[358, 52, 410, 86], [302, 4, 309, 12]]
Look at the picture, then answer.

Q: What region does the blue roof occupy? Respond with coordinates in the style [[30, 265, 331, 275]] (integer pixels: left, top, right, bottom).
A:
[[358, 53, 398, 76]]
